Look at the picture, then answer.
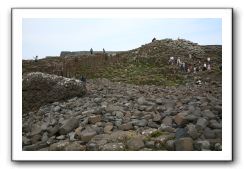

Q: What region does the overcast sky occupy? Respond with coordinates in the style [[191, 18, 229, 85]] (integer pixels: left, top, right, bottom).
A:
[[22, 18, 222, 59]]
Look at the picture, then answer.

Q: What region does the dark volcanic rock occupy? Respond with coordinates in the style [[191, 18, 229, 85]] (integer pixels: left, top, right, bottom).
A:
[[175, 128, 188, 139], [22, 72, 86, 113]]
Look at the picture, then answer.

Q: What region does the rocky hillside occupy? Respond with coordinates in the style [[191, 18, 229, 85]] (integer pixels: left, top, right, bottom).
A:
[[23, 38, 222, 86], [22, 38, 222, 151]]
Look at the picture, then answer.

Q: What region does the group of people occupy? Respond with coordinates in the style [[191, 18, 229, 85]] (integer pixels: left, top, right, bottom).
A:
[[168, 54, 212, 73]]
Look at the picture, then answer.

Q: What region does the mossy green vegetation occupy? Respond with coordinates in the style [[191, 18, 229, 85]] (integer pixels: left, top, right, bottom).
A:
[[93, 58, 186, 87]]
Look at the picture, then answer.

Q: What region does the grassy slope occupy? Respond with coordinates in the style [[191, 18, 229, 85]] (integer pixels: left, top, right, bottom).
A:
[[22, 40, 222, 87]]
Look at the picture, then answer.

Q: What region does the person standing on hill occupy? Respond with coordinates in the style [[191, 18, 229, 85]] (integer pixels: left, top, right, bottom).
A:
[[80, 75, 86, 83], [152, 37, 156, 42], [188, 64, 192, 73], [189, 54, 192, 59], [169, 56, 174, 65], [103, 48, 106, 54], [193, 67, 197, 73], [203, 63, 207, 71], [34, 55, 38, 62], [207, 64, 211, 71], [177, 57, 181, 66], [90, 48, 93, 55], [181, 62, 185, 72], [185, 63, 188, 72], [207, 57, 211, 63]]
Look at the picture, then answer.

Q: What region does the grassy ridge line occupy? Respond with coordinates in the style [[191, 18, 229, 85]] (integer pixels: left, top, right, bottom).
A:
[[22, 39, 222, 87]]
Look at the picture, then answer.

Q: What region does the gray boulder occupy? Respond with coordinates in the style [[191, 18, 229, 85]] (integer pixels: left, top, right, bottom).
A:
[[127, 137, 145, 150], [59, 118, 79, 135], [196, 118, 208, 130], [186, 124, 199, 139], [79, 127, 97, 142], [175, 137, 193, 151], [119, 123, 133, 131], [132, 119, 148, 127]]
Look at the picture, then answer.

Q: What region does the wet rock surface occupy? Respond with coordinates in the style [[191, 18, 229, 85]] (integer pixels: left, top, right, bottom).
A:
[[23, 78, 222, 151]]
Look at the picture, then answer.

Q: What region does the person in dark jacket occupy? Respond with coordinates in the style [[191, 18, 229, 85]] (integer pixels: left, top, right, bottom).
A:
[[80, 75, 86, 83], [34, 55, 38, 62], [90, 48, 93, 55]]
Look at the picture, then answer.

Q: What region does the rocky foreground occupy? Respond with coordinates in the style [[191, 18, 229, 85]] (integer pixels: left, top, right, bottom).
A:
[[22, 75, 222, 151]]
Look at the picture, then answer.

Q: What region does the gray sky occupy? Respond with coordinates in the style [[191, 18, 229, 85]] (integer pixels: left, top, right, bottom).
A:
[[22, 18, 222, 59]]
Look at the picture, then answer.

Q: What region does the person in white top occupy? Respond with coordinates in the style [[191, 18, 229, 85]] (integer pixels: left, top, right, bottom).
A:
[[207, 64, 211, 71], [169, 56, 174, 65], [177, 57, 181, 66], [207, 57, 211, 63], [203, 63, 207, 71], [193, 67, 197, 73]]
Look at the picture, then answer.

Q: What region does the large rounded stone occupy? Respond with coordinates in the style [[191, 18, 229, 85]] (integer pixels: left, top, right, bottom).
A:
[[79, 127, 97, 142], [175, 137, 193, 151], [174, 112, 189, 126], [127, 137, 145, 150], [59, 118, 79, 135], [119, 123, 133, 131], [22, 72, 86, 114]]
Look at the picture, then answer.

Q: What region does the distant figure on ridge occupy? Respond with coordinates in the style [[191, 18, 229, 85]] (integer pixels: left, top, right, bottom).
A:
[[103, 48, 106, 54], [90, 48, 93, 55], [152, 37, 156, 42], [34, 55, 38, 62]]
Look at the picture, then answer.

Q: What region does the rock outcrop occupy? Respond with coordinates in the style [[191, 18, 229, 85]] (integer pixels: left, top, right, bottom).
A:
[[22, 72, 86, 114]]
